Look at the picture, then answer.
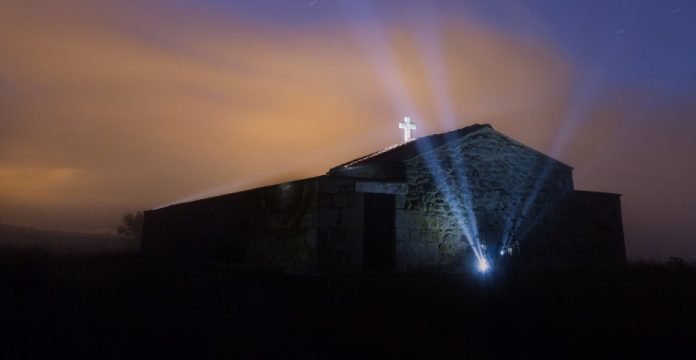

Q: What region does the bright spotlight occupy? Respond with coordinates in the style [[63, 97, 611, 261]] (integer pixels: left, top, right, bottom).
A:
[[477, 258, 490, 273]]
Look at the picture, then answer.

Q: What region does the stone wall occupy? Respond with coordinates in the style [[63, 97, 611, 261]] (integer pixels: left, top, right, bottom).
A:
[[399, 127, 575, 272], [143, 177, 321, 271], [516, 191, 626, 269], [316, 177, 364, 272], [567, 191, 626, 267], [143, 176, 375, 272]]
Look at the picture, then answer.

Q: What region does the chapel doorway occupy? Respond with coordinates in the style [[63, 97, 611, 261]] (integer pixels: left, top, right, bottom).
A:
[[363, 193, 396, 272]]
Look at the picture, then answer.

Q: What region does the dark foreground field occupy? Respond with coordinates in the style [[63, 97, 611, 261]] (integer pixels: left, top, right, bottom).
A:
[[1, 250, 695, 358]]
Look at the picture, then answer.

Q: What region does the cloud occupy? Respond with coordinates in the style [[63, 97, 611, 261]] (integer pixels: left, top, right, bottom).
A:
[[0, 0, 575, 232]]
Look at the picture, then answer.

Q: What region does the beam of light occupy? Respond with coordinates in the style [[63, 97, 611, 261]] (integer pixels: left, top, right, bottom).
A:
[[497, 69, 603, 250], [492, 10, 618, 252], [405, 4, 488, 270], [413, 139, 486, 270], [339, 0, 489, 270], [404, 1, 580, 267], [496, 64, 605, 252], [499, 71, 604, 243], [498, 196, 523, 254], [154, 130, 389, 209], [153, 171, 279, 209], [495, 30, 629, 249], [549, 77, 601, 159], [515, 195, 561, 242], [337, 0, 491, 270], [337, 0, 423, 129], [546, 23, 620, 160], [445, 137, 485, 256], [410, 2, 459, 130], [499, 158, 561, 252]]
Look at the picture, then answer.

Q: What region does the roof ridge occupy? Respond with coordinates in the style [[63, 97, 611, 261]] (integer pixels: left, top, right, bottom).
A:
[[329, 123, 490, 173]]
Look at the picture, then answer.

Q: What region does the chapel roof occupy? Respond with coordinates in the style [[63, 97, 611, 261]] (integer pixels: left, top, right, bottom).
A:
[[328, 123, 490, 173], [328, 123, 572, 176]]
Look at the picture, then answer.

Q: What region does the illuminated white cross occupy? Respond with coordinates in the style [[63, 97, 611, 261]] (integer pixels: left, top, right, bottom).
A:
[[399, 116, 416, 142]]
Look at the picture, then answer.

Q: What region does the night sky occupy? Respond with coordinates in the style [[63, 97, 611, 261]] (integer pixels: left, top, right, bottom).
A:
[[0, 0, 694, 260]]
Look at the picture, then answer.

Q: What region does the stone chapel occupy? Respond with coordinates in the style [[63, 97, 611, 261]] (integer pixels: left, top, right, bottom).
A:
[[143, 123, 625, 273]]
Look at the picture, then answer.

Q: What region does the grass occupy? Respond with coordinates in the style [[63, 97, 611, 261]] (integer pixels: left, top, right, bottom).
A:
[[0, 248, 694, 358]]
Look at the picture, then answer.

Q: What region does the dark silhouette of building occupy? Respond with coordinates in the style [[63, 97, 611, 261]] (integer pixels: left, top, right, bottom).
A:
[[143, 124, 625, 273]]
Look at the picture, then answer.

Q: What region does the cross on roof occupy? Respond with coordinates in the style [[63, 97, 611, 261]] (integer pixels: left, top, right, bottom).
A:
[[399, 117, 416, 142]]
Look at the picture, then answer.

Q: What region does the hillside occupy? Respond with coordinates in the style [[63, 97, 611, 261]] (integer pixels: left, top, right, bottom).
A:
[[0, 253, 693, 357], [0, 223, 137, 254]]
